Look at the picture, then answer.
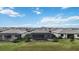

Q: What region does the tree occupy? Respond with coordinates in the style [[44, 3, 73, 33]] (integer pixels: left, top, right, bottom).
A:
[[25, 34, 31, 42], [12, 35, 23, 43], [12, 38, 21, 43]]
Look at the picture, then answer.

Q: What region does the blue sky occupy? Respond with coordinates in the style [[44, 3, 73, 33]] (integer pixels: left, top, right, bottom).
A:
[[0, 7, 79, 28]]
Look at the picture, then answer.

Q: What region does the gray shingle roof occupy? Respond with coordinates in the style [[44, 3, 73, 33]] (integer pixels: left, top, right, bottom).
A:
[[52, 29, 63, 33], [1, 28, 79, 34], [0, 29, 27, 34], [52, 29, 79, 34], [31, 29, 50, 33]]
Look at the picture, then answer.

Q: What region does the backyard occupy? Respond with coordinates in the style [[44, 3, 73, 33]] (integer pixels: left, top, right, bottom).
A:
[[0, 39, 79, 51]]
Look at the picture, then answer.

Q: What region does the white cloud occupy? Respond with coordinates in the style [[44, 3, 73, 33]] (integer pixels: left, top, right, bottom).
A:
[[9, 7, 14, 9], [36, 8, 40, 10], [1, 24, 33, 27], [61, 7, 70, 9], [0, 7, 22, 17], [0, 7, 3, 10], [12, 24, 33, 27], [38, 15, 79, 27], [67, 16, 79, 20], [33, 11, 41, 15], [33, 7, 41, 15]]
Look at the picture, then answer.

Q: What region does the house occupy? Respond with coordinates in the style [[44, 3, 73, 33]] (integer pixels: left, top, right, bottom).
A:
[[0, 29, 27, 41], [30, 29, 56, 40], [52, 29, 79, 39]]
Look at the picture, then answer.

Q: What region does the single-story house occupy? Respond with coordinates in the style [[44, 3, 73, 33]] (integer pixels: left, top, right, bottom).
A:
[[52, 29, 79, 39], [30, 29, 56, 40], [0, 29, 27, 41]]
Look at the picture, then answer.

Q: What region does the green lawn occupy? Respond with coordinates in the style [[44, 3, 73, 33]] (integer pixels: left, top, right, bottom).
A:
[[0, 39, 79, 51]]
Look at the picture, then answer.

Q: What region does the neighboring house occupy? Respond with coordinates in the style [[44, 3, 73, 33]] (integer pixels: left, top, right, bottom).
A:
[[52, 29, 79, 39], [0, 29, 27, 41], [30, 29, 56, 40]]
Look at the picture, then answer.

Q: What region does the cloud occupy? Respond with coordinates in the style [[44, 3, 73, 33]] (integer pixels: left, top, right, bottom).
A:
[[67, 16, 79, 20], [11, 24, 33, 27], [33, 11, 41, 15], [33, 7, 41, 15], [9, 7, 14, 9], [61, 7, 70, 9], [37, 15, 79, 27], [36, 8, 40, 10], [0, 7, 22, 17], [0, 7, 4, 10]]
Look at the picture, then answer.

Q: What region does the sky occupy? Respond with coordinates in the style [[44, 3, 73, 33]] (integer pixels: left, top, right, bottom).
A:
[[0, 7, 79, 28]]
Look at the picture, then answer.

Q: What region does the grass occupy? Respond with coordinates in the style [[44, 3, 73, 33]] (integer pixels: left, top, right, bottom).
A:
[[0, 39, 79, 51]]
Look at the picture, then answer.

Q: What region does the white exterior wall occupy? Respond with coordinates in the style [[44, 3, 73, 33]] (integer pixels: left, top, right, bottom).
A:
[[62, 34, 79, 39], [2, 35, 5, 40], [62, 34, 67, 38], [53, 33, 60, 37], [74, 34, 79, 39], [54, 33, 67, 38], [21, 32, 27, 38], [9, 35, 17, 41]]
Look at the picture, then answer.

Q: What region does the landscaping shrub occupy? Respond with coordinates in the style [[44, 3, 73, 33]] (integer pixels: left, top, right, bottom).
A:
[[12, 38, 22, 43], [25, 37, 31, 42], [70, 38, 74, 42], [12, 39, 20, 43], [58, 36, 63, 39], [70, 36, 74, 42], [53, 37, 59, 42]]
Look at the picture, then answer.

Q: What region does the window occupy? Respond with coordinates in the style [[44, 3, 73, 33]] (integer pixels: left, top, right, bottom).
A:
[[5, 35, 11, 39], [15, 34, 21, 38], [61, 34, 63, 36], [77, 34, 79, 37]]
